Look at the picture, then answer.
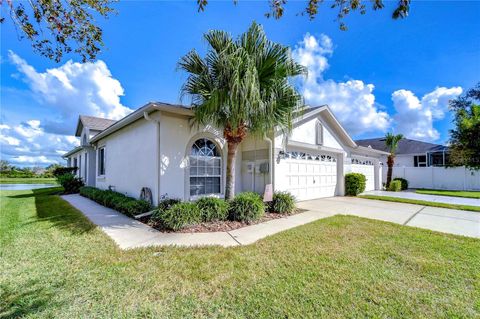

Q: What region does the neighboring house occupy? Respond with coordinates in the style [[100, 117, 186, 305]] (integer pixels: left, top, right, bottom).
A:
[[63, 103, 388, 205], [355, 137, 449, 167], [63, 115, 117, 186]]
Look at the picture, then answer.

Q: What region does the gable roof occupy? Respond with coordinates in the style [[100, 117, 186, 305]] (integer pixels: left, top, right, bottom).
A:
[[75, 115, 117, 136], [355, 137, 447, 154]]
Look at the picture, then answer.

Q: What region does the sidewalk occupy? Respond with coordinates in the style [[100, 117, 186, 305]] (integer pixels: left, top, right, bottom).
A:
[[61, 194, 335, 249], [362, 190, 480, 207]]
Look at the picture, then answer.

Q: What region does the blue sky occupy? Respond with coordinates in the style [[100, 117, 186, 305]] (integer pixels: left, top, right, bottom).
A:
[[1, 1, 479, 166]]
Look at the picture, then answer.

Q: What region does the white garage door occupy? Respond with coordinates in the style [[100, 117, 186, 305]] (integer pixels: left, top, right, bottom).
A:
[[351, 160, 375, 191], [276, 151, 338, 201]]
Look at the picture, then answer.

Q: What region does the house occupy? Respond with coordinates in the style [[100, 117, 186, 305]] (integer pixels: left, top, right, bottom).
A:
[[63, 102, 388, 205], [355, 137, 449, 167]]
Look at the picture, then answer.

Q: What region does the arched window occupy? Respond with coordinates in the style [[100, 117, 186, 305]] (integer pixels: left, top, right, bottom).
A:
[[189, 138, 221, 196]]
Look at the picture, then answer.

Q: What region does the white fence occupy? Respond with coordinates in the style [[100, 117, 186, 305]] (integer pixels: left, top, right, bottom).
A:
[[386, 166, 480, 190]]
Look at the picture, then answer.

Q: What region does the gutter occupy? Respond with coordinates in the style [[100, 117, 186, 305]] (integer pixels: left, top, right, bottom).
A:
[[144, 111, 162, 204]]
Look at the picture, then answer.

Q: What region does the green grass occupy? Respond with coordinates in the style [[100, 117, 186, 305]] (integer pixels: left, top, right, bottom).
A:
[[359, 194, 480, 212], [0, 177, 58, 184], [1, 188, 479, 318], [415, 188, 480, 199]]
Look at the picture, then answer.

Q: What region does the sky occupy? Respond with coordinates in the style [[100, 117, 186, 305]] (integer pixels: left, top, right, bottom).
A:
[[1, 0, 479, 167]]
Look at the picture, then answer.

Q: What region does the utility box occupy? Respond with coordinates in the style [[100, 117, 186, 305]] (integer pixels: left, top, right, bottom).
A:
[[259, 162, 269, 173]]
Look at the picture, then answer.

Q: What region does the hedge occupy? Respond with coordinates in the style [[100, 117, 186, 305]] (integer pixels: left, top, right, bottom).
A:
[[79, 186, 151, 217], [196, 197, 229, 222], [269, 191, 296, 214], [388, 180, 402, 192], [229, 192, 265, 222], [345, 173, 366, 196], [392, 177, 408, 190]]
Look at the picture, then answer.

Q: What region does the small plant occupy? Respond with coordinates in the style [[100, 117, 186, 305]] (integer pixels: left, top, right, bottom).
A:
[[345, 173, 366, 196], [157, 202, 201, 231], [229, 192, 265, 222], [392, 177, 408, 190], [196, 197, 229, 222], [57, 173, 84, 194], [270, 191, 296, 214], [388, 180, 402, 192]]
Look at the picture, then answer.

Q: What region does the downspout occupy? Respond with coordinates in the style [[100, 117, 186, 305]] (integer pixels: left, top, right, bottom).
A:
[[263, 134, 273, 186], [144, 111, 161, 205]]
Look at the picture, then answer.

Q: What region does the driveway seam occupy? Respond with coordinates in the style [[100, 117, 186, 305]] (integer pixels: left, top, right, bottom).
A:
[[226, 231, 242, 246], [403, 206, 426, 225]]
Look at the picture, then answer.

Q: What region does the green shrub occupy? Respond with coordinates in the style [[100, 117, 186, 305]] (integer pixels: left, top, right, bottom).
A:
[[388, 180, 402, 192], [345, 173, 366, 196], [392, 177, 408, 190], [196, 197, 229, 222], [229, 192, 265, 222], [270, 191, 296, 214], [57, 173, 84, 194], [157, 202, 201, 231]]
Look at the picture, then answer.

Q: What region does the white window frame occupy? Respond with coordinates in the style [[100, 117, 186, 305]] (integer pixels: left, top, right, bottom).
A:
[[189, 138, 222, 197], [315, 120, 323, 145], [98, 147, 106, 176]]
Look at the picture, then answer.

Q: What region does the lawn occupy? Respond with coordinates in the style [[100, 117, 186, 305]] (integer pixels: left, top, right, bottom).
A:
[[1, 188, 479, 318], [0, 177, 58, 184], [359, 194, 480, 212], [415, 188, 480, 199]]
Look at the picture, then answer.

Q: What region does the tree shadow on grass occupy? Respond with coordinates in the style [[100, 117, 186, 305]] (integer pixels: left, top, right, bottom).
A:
[[9, 188, 95, 235], [0, 282, 54, 319]]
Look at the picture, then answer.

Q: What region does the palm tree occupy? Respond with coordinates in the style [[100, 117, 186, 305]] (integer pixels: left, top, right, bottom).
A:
[[385, 133, 404, 188], [178, 22, 306, 200]]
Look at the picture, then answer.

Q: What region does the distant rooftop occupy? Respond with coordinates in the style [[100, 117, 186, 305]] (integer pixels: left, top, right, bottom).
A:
[[355, 137, 447, 154]]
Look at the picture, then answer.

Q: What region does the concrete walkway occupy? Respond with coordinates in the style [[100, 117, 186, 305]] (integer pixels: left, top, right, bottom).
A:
[[61, 194, 335, 249], [62, 194, 479, 250], [362, 190, 480, 207], [297, 197, 480, 239]]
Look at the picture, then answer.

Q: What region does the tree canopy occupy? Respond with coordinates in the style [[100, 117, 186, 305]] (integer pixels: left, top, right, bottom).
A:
[[448, 83, 480, 170], [1, 0, 115, 62], [198, 0, 411, 30]]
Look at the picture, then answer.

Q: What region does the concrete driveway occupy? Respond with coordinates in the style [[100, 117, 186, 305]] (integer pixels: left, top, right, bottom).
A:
[[297, 197, 480, 238]]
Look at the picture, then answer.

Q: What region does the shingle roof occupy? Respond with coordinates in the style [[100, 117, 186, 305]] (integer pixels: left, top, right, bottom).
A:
[[80, 115, 117, 131], [355, 137, 447, 154], [75, 115, 117, 136]]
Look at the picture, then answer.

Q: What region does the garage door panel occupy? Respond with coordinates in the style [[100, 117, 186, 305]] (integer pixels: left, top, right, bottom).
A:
[[276, 150, 338, 201], [351, 163, 375, 191]]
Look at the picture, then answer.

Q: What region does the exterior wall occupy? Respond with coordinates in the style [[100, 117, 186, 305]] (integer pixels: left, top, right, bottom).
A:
[[95, 117, 158, 203], [152, 112, 242, 201], [287, 116, 343, 150], [390, 166, 480, 190]]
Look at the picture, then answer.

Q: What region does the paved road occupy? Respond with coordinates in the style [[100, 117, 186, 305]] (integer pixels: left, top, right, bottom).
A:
[[298, 197, 480, 238], [362, 190, 480, 207]]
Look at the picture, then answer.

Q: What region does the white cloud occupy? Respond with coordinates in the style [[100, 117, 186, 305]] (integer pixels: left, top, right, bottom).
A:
[[0, 119, 79, 166], [8, 51, 132, 135], [391, 87, 462, 141], [293, 33, 390, 135]]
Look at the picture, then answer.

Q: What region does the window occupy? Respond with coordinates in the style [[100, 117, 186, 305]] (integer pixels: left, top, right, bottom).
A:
[[98, 147, 106, 175], [414, 155, 427, 167], [315, 120, 323, 145], [189, 138, 221, 196], [78, 155, 82, 175]]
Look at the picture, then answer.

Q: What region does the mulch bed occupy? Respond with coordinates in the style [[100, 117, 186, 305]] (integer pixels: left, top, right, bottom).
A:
[[141, 209, 307, 233]]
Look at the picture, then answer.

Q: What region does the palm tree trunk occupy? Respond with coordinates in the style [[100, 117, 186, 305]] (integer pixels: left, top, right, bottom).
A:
[[225, 140, 239, 200], [386, 154, 394, 188]]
